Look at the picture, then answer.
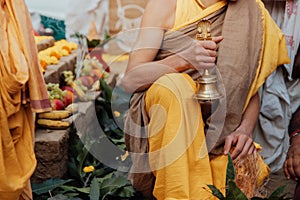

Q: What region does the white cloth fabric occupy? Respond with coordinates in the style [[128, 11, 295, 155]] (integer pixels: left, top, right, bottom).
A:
[[25, 0, 70, 20], [25, 0, 109, 41], [255, 0, 300, 172], [64, 0, 109, 41]]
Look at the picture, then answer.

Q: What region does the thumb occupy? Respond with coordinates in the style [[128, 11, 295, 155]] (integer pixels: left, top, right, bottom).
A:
[[212, 36, 224, 44]]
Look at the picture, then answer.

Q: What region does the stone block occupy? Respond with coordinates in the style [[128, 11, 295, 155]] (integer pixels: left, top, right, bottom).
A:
[[36, 37, 55, 52], [31, 129, 69, 183], [32, 99, 100, 183], [43, 52, 77, 84]]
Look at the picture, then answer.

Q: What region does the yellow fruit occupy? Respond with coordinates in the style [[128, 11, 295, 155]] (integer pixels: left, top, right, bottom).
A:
[[38, 110, 71, 120], [37, 119, 70, 129]]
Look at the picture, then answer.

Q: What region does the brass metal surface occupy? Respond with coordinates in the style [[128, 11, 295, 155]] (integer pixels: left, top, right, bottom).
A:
[[194, 19, 223, 101]]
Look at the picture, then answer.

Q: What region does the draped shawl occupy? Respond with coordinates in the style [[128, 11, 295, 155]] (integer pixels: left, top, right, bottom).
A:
[[0, 0, 51, 199], [124, 0, 289, 198]]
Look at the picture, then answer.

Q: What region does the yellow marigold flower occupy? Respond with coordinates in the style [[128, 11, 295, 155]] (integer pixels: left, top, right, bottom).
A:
[[49, 56, 58, 64], [83, 165, 95, 173], [114, 111, 121, 117]]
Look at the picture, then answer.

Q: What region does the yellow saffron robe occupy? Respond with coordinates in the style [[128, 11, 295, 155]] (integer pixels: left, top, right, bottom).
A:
[[125, 0, 289, 199], [0, 0, 51, 199], [145, 0, 289, 200]]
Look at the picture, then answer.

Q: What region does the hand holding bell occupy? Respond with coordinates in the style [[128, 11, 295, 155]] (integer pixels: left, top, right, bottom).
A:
[[194, 19, 223, 102]]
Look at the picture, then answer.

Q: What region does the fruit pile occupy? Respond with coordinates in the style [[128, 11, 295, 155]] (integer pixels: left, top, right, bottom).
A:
[[37, 110, 72, 130], [36, 55, 108, 130], [37, 39, 78, 72], [62, 56, 108, 100], [46, 83, 74, 110], [36, 82, 78, 130]]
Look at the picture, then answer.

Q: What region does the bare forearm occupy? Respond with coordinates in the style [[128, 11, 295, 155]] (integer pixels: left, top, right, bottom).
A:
[[223, 93, 260, 159], [121, 54, 188, 93], [236, 93, 260, 136]]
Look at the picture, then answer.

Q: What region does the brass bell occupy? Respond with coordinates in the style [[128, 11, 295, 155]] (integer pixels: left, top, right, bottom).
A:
[[194, 69, 223, 101], [194, 19, 223, 102]]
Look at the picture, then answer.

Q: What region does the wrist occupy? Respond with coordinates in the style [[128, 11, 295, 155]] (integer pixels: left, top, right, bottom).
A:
[[235, 126, 253, 138], [173, 55, 190, 72], [290, 130, 300, 143]]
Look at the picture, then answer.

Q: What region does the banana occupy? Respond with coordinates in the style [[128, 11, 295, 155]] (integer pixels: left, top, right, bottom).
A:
[[37, 119, 70, 130], [38, 110, 71, 120]]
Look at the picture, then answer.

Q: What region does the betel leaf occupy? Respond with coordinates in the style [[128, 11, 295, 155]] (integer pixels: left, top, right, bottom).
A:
[[226, 154, 235, 182], [207, 185, 225, 200], [89, 177, 100, 200], [32, 179, 73, 195], [226, 180, 248, 200]]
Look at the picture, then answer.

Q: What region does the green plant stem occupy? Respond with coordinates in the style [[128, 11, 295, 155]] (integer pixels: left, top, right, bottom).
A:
[[83, 173, 93, 188]]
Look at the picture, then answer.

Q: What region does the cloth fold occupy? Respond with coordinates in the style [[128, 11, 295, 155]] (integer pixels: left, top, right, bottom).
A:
[[0, 0, 51, 199], [124, 0, 289, 199], [255, 0, 300, 173]]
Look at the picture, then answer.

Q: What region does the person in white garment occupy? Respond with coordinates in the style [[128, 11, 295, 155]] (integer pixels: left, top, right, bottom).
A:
[[254, 0, 300, 198]]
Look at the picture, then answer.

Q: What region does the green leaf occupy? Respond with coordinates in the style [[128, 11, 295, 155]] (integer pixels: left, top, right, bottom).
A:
[[67, 158, 81, 181], [268, 185, 286, 199], [92, 168, 107, 177], [87, 39, 101, 48], [97, 171, 114, 184], [98, 173, 133, 198], [115, 185, 136, 198], [76, 146, 89, 179], [90, 178, 100, 200], [100, 78, 112, 102], [59, 185, 90, 194], [63, 193, 80, 198], [226, 181, 248, 200], [226, 153, 235, 182], [207, 185, 225, 200], [73, 187, 90, 194], [58, 185, 76, 193], [47, 194, 69, 200], [32, 179, 73, 195]]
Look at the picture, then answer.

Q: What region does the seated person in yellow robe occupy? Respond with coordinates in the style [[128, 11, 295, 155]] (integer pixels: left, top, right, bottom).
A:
[[121, 0, 289, 199], [0, 0, 51, 199]]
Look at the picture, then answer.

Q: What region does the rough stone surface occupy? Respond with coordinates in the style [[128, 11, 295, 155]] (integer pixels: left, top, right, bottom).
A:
[[32, 99, 100, 183], [36, 37, 55, 52], [31, 129, 69, 183]]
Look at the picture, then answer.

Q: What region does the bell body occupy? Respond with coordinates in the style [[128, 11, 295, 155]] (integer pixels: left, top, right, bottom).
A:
[[194, 69, 223, 101]]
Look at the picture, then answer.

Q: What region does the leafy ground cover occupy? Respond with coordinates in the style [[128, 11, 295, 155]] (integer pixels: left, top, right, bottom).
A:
[[32, 79, 141, 200]]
